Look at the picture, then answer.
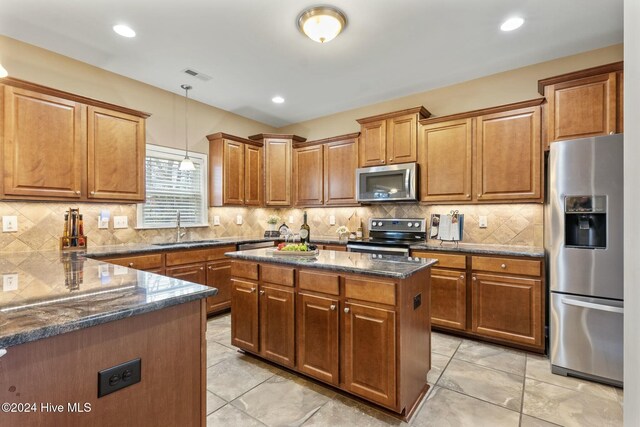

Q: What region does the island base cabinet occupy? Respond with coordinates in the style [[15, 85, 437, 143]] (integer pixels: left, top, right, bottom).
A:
[[260, 286, 295, 367], [231, 279, 259, 352], [343, 302, 397, 409], [472, 273, 542, 348], [297, 293, 339, 385]]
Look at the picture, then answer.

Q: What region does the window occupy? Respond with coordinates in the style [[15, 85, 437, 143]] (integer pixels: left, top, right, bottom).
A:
[[137, 145, 208, 228]]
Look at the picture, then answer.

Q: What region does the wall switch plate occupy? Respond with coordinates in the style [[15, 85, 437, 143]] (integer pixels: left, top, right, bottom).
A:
[[213, 215, 220, 226], [98, 210, 110, 229], [113, 216, 128, 229], [289, 215, 294, 224], [479, 216, 488, 228], [329, 215, 336, 225], [98, 358, 141, 398], [2, 216, 17, 233], [236, 215, 243, 225], [2, 273, 18, 291]]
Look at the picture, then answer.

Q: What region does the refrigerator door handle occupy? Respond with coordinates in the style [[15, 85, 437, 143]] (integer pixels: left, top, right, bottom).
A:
[[561, 297, 624, 314]]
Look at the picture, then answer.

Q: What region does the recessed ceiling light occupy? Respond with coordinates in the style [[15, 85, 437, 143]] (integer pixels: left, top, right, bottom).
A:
[[297, 6, 347, 43], [272, 96, 285, 104], [500, 17, 524, 32], [113, 24, 136, 38]]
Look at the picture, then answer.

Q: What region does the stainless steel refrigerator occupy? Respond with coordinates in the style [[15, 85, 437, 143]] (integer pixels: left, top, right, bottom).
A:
[[546, 133, 623, 387]]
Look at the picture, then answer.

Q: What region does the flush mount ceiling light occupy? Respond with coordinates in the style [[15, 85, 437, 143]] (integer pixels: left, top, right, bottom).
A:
[[179, 84, 195, 171], [113, 24, 136, 38], [272, 96, 285, 104], [297, 6, 347, 43], [500, 17, 524, 32]]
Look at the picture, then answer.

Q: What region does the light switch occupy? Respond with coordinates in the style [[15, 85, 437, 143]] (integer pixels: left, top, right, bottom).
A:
[[213, 215, 220, 226], [329, 215, 336, 225], [2, 273, 18, 291], [2, 216, 17, 233], [113, 216, 128, 229], [236, 215, 243, 225], [479, 216, 488, 228]]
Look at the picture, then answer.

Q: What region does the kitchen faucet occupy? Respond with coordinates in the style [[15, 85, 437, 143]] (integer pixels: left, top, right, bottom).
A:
[[176, 211, 186, 242]]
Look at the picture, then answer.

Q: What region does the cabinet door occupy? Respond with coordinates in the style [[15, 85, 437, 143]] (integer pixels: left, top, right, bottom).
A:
[[471, 273, 542, 347], [223, 139, 245, 205], [260, 285, 295, 367], [297, 293, 339, 385], [419, 119, 472, 202], [87, 106, 145, 201], [325, 138, 358, 205], [545, 73, 617, 145], [3, 86, 84, 199], [431, 269, 466, 330], [388, 113, 417, 164], [264, 138, 292, 206], [244, 144, 263, 206], [293, 145, 324, 206], [231, 279, 259, 352], [165, 263, 206, 285], [343, 302, 396, 408], [616, 71, 623, 134], [359, 120, 386, 167], [476, 106, 541, 201], [206, 260, 232, 314]]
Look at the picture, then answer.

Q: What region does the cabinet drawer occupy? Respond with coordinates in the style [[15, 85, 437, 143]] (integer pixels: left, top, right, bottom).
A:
[[104, 253, 163, 270], [261, 264, 295, 287], [344, 277, 395, 306], [299, 270, 340, 295], [165, 245, 235, 266], [231, 261, 259, 281], [323, 244, 347, 252], [413, 251, 466, 269], [472, 256, 541, 277]]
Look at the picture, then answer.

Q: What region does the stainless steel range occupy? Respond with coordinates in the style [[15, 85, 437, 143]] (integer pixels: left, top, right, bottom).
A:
[[347, 218, 426, 256]]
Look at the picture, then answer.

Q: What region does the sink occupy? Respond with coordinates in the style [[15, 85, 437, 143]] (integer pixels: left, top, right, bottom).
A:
[[153, 239, 222, 246]]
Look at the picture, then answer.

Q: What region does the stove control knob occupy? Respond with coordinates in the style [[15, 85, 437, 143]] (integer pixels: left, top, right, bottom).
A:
[[377, 221, 383, 227], [407, 223, 413, 227]]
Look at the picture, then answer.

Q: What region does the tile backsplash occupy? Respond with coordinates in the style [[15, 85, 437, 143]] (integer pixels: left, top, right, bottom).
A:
[[0, 201, 542, 252]]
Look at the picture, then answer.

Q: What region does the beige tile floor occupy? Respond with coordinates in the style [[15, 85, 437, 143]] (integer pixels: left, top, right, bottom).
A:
[[205, 313, 623, 427]]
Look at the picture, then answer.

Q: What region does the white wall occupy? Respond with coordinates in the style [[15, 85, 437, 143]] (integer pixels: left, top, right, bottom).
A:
[[624, 0, 639, 425]]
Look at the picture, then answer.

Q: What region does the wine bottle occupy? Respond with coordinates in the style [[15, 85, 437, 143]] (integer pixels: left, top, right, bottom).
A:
[[300, 211, 310, 244]]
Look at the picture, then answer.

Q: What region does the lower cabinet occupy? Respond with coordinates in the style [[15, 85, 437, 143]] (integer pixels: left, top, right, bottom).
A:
[[166, 263, 206, 284], [343, 302, 396, 408], [430, 269, 466, 330], [260, 285, 295, 367], [231, 279, 259, 352], [206, 260, 232, 313]]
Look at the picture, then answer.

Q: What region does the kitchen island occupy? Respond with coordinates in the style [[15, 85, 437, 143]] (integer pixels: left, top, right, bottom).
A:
[[226, 248, 437, 418], [0, 250, 215, 427]]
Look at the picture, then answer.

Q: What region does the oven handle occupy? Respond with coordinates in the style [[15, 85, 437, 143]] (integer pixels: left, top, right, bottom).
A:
[[347, 244, 408, 253]]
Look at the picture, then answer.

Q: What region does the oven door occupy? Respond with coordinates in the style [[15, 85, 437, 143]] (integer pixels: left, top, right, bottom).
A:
[[356, 163, 416, 202], [346, 244, 409, 257]]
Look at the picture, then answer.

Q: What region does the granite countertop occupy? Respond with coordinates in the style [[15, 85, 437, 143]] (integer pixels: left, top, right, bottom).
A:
[[409, 242, 544, 258], [0, 251, 216, 349], [225, 248, 438, 279]]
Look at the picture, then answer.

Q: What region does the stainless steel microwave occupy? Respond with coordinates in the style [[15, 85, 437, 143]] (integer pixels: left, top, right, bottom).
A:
[[356, 163, 417, 202]]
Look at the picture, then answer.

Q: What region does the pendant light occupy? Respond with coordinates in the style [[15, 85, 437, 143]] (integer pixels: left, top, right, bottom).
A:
[[179, 84, 195, 171]]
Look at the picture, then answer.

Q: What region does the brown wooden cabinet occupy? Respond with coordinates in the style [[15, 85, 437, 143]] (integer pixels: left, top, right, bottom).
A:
[[207, 133, 263, 207], [293, 133, 359, 207], [248, 133, 307, 207], [357, 107, 430, 167], [166, 263, 207, 284], [1, 78, 149, 202], [260, 285, 296, 367], [430, 269, 467, 330], [231, 278, 259, 352], [206, 260, 232, 313], [419, 118, 472, 202], [538, 62, 623, 149]]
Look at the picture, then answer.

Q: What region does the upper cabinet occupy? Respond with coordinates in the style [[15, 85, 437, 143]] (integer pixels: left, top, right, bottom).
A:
[[248, 133, 306, 207], [1, 78, 149, 202], [418, 99, 544, 204], [538, 61, 623, 149], [207, 132, 263, 207], [356, 107, 430, 167], [292, 133, 359, 207]]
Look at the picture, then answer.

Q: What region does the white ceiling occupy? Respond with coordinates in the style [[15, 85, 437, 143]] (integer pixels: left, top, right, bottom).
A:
[[0, 0, 623, 127]]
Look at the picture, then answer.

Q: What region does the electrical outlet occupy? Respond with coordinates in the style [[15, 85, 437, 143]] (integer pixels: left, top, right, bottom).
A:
[[2, 273, 18, 291], [2, 216, 18, 233], [479, 216, 488, 228], [98, 358, 141, 398], [289, 215, 294, 224], [329, 215, 336, 225], [113, 216, 128, 229], [236, 215, 243, 225], [98, 210, 110, 229], [213, 215, 220, 226]]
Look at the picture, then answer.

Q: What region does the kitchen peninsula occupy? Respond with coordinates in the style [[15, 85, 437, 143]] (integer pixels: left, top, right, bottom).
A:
[[0, 250, 215, 426], [226, 248, 437, 418]]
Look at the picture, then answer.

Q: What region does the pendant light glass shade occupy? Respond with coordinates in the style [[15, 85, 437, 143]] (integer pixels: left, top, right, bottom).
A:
[[179, 84, 196, 171], [297, 6, 347, 43]]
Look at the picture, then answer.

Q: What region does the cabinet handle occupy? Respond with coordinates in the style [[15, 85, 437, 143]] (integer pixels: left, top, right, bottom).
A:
[[90, 191, 95, 195], [459, 275, 464, 280], [75, 190, 81, 195], [389, 158, 392, 161], [208, 266, 212, 270], [465, 194, 470, 198], [128, 263, 134, 267], [501, 263, 507, 269], [259, 290, 265, 295], [472, 276, 477, 281], [477, 193, 481, 197], [380, 160, 384, 163], [250, 287, 256, 293], [344, 307, 350, 314], [609, 131, 615, 135], [200, 267, 204, 271], [330, 304, 336, 311]]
